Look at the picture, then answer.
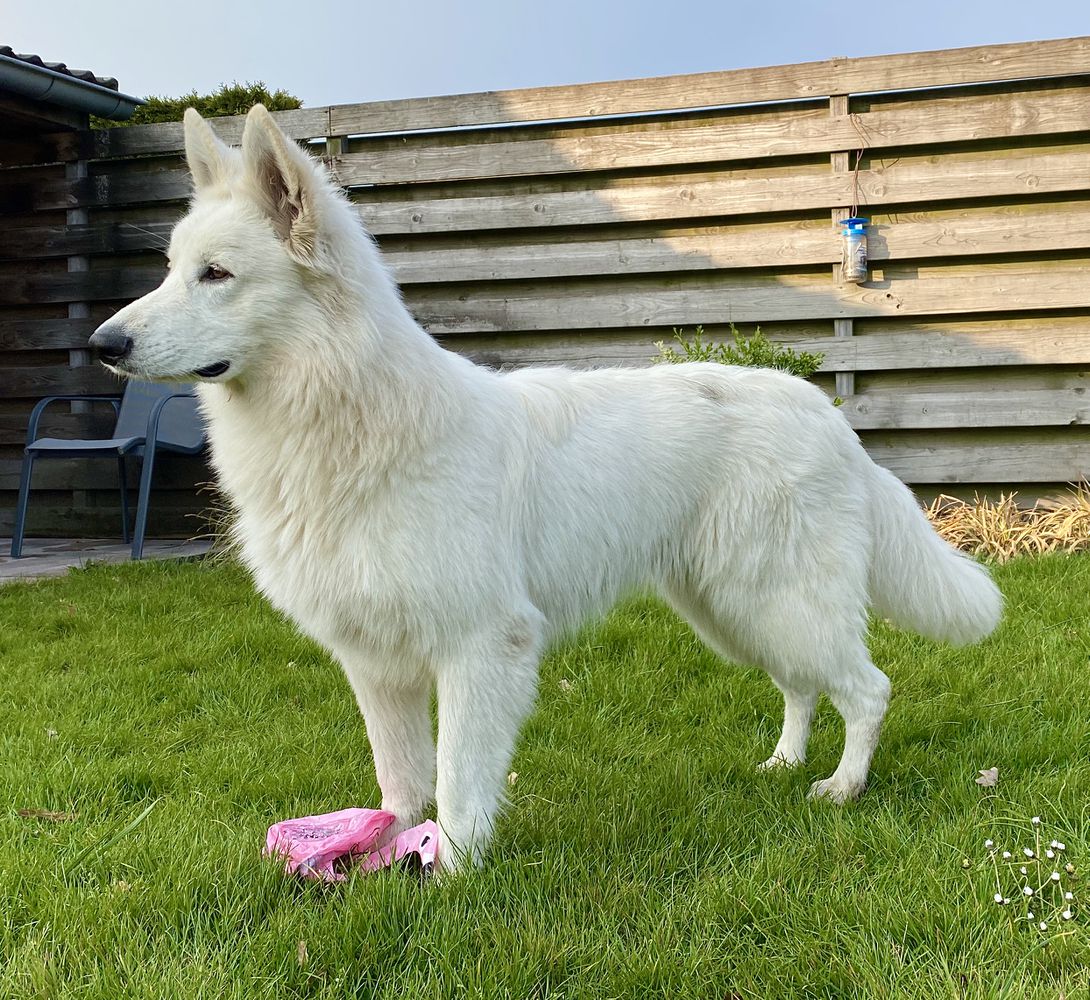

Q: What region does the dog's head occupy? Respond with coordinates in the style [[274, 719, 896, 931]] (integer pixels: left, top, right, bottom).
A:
[[90, 105, 341, 384]]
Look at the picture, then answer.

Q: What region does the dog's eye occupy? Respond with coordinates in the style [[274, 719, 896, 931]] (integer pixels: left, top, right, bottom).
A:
[[201, 264, 232, 282]]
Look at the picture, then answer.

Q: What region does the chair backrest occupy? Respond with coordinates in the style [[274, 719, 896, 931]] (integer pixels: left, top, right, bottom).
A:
[[114, 380, 205, 452]]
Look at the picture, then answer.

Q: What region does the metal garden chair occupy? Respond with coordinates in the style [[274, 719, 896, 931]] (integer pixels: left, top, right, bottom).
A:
[[9, 381, 205, 560]]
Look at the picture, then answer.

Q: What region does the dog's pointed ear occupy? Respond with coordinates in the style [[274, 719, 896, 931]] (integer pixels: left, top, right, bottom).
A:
[[183, 108, 232, 191], [241, 104, 324, 267]]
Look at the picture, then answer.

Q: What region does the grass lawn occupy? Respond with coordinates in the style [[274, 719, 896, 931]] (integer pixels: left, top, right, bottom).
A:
[[0, 554, 1087, 999]]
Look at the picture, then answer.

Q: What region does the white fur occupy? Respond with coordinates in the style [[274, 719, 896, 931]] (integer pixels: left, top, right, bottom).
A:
[[95, 106, 1003, 869]]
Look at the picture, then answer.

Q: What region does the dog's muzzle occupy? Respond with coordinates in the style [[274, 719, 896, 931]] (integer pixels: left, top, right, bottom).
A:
[[88, 327, 133, 365]]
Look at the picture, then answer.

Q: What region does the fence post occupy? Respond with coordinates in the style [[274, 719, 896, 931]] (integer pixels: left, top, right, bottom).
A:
[[829, 93, 855, 399], [66, 152, 93, 513], [324, 134, 347, 186]]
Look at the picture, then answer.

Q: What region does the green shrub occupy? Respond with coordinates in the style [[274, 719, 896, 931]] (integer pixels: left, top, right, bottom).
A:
[[93, 81, 302, 129], [653, 324, 825, 379]]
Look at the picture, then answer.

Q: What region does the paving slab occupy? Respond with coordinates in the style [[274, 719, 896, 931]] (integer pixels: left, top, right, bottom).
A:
[[0, 538, 213, 585]]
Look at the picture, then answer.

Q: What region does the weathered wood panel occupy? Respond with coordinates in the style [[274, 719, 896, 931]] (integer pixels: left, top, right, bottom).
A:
[[350, 150, 1090, 235], [333, 81, 1090, 187], [841, 388, 1090, 430], [0, 317, 99, 351], [403, 259, 1090, 334], [10, 199, 1090, 280], [860, 429, 1090, 483], [5, 37, 1090, 537], [73, 35, 1090, 159]]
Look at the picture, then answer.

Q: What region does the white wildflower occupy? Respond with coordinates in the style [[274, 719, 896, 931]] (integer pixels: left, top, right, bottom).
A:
[[1024, 886, 1034, 896], [1001, 851, 1012, 859], [993, 893, 1004, 904], [1051, 872, 1061, 882], [984, 839, 994, 848], [1062, 910, 1073, 920], [1032, 816, 1042, 826], [1023, 847, 1035, 858], [1039, 921, 1048, 931]]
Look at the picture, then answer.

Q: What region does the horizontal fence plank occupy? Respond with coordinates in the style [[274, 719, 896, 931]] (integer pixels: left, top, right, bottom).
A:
[[80, 107, 329, 160], [442, 320, 1090, 372], [3, 265, 165, 305], [10, 198, 1090, 280], [0, 166, 191, 212], [862, 429, 1090, 483], [67, 37, 1090, 160], [842, 388, 1090, 429], [0, 505, 210, 538], [0, 365, 120, 400], [335, 82, 1090, 187], [329, 37, 1090, 136], [807, 321, 1090, 372], [384, 203, 1090, 281], [0, 410, 115, 446], [21, 142, 1090, 218], [0, 318, 98, 351], [0, 454, 207, 491], [355, 150, 1090, 235], [0, 219, 174, 261], [11, 204, 1090, 309], [406, 259, 1090, 333]]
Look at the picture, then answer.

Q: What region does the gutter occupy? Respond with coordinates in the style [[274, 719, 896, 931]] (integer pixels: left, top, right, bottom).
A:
[[0, 51, 142, 120]]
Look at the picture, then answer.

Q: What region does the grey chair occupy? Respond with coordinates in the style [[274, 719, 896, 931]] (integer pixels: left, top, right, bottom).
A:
[[10, 381, 205, 560]]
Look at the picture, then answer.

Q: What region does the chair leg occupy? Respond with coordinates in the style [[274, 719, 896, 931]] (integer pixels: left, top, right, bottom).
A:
[[117, 455, 131, 545], [10, 452, 35, 558], [131, 449, 157, 560]]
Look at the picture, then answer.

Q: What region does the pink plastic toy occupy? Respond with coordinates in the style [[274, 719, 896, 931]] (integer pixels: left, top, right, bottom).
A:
[[264, 807, 439, 882], [359, 819, 439, 876]]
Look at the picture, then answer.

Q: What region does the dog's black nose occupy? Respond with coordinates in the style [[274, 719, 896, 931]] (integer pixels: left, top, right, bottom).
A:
[[89, 327, 133, 364]]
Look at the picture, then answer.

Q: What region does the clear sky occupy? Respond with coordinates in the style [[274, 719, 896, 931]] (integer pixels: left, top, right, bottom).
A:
[[6, 0, 1089, 108]]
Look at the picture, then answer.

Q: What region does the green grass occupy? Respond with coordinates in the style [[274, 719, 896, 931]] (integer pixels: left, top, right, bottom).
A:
[[0, 554, 1088, 999]]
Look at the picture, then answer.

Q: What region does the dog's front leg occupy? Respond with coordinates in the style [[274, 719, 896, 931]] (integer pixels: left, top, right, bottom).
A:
[[341, 664, 436, 840], [435, 615, 543, 870]]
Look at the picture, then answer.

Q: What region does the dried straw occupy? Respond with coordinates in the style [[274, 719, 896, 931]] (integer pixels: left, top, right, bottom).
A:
[[925, 486, 1090, 562]]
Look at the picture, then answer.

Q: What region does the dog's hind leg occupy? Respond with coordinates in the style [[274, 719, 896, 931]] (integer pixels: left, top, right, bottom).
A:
[[807, 645, 890, 804], [666, 573, 888, 798], [663, 583, 819, 771], [434, 609, 544, 871], [340, 662, 436, 838]]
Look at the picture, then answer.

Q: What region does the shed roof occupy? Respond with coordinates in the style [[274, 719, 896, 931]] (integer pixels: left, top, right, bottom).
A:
[[0, 45, 142, 125], [0, 46, 121, 91]]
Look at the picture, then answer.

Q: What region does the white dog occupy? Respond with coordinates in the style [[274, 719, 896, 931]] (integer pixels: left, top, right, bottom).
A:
[[91, 106, 1002, 870]]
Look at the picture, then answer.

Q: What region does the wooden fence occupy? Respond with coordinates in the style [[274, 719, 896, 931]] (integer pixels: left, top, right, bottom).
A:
[[3, 36, 1090, 537]]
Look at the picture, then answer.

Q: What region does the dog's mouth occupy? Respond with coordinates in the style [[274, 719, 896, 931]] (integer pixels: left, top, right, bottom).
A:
[[193, 360, 231, 379]]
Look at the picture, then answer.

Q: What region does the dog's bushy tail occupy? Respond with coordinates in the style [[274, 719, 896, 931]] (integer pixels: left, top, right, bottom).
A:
[[867, 464, 1002, 645]]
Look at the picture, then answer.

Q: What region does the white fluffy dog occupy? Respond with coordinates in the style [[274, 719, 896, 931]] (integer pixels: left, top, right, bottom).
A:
[[90, 106, 1002, 870]]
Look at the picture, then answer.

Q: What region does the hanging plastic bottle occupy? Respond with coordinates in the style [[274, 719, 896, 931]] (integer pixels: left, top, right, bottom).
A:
[[840, 216, 868, 284]]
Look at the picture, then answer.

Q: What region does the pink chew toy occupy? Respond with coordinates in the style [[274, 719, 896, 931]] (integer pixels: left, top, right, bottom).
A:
[[264, 807, 438, 882]]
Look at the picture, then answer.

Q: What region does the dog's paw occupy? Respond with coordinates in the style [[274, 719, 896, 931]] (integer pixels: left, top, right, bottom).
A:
[[757, 753, 804, 771], [807, 776, 865, 804]]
